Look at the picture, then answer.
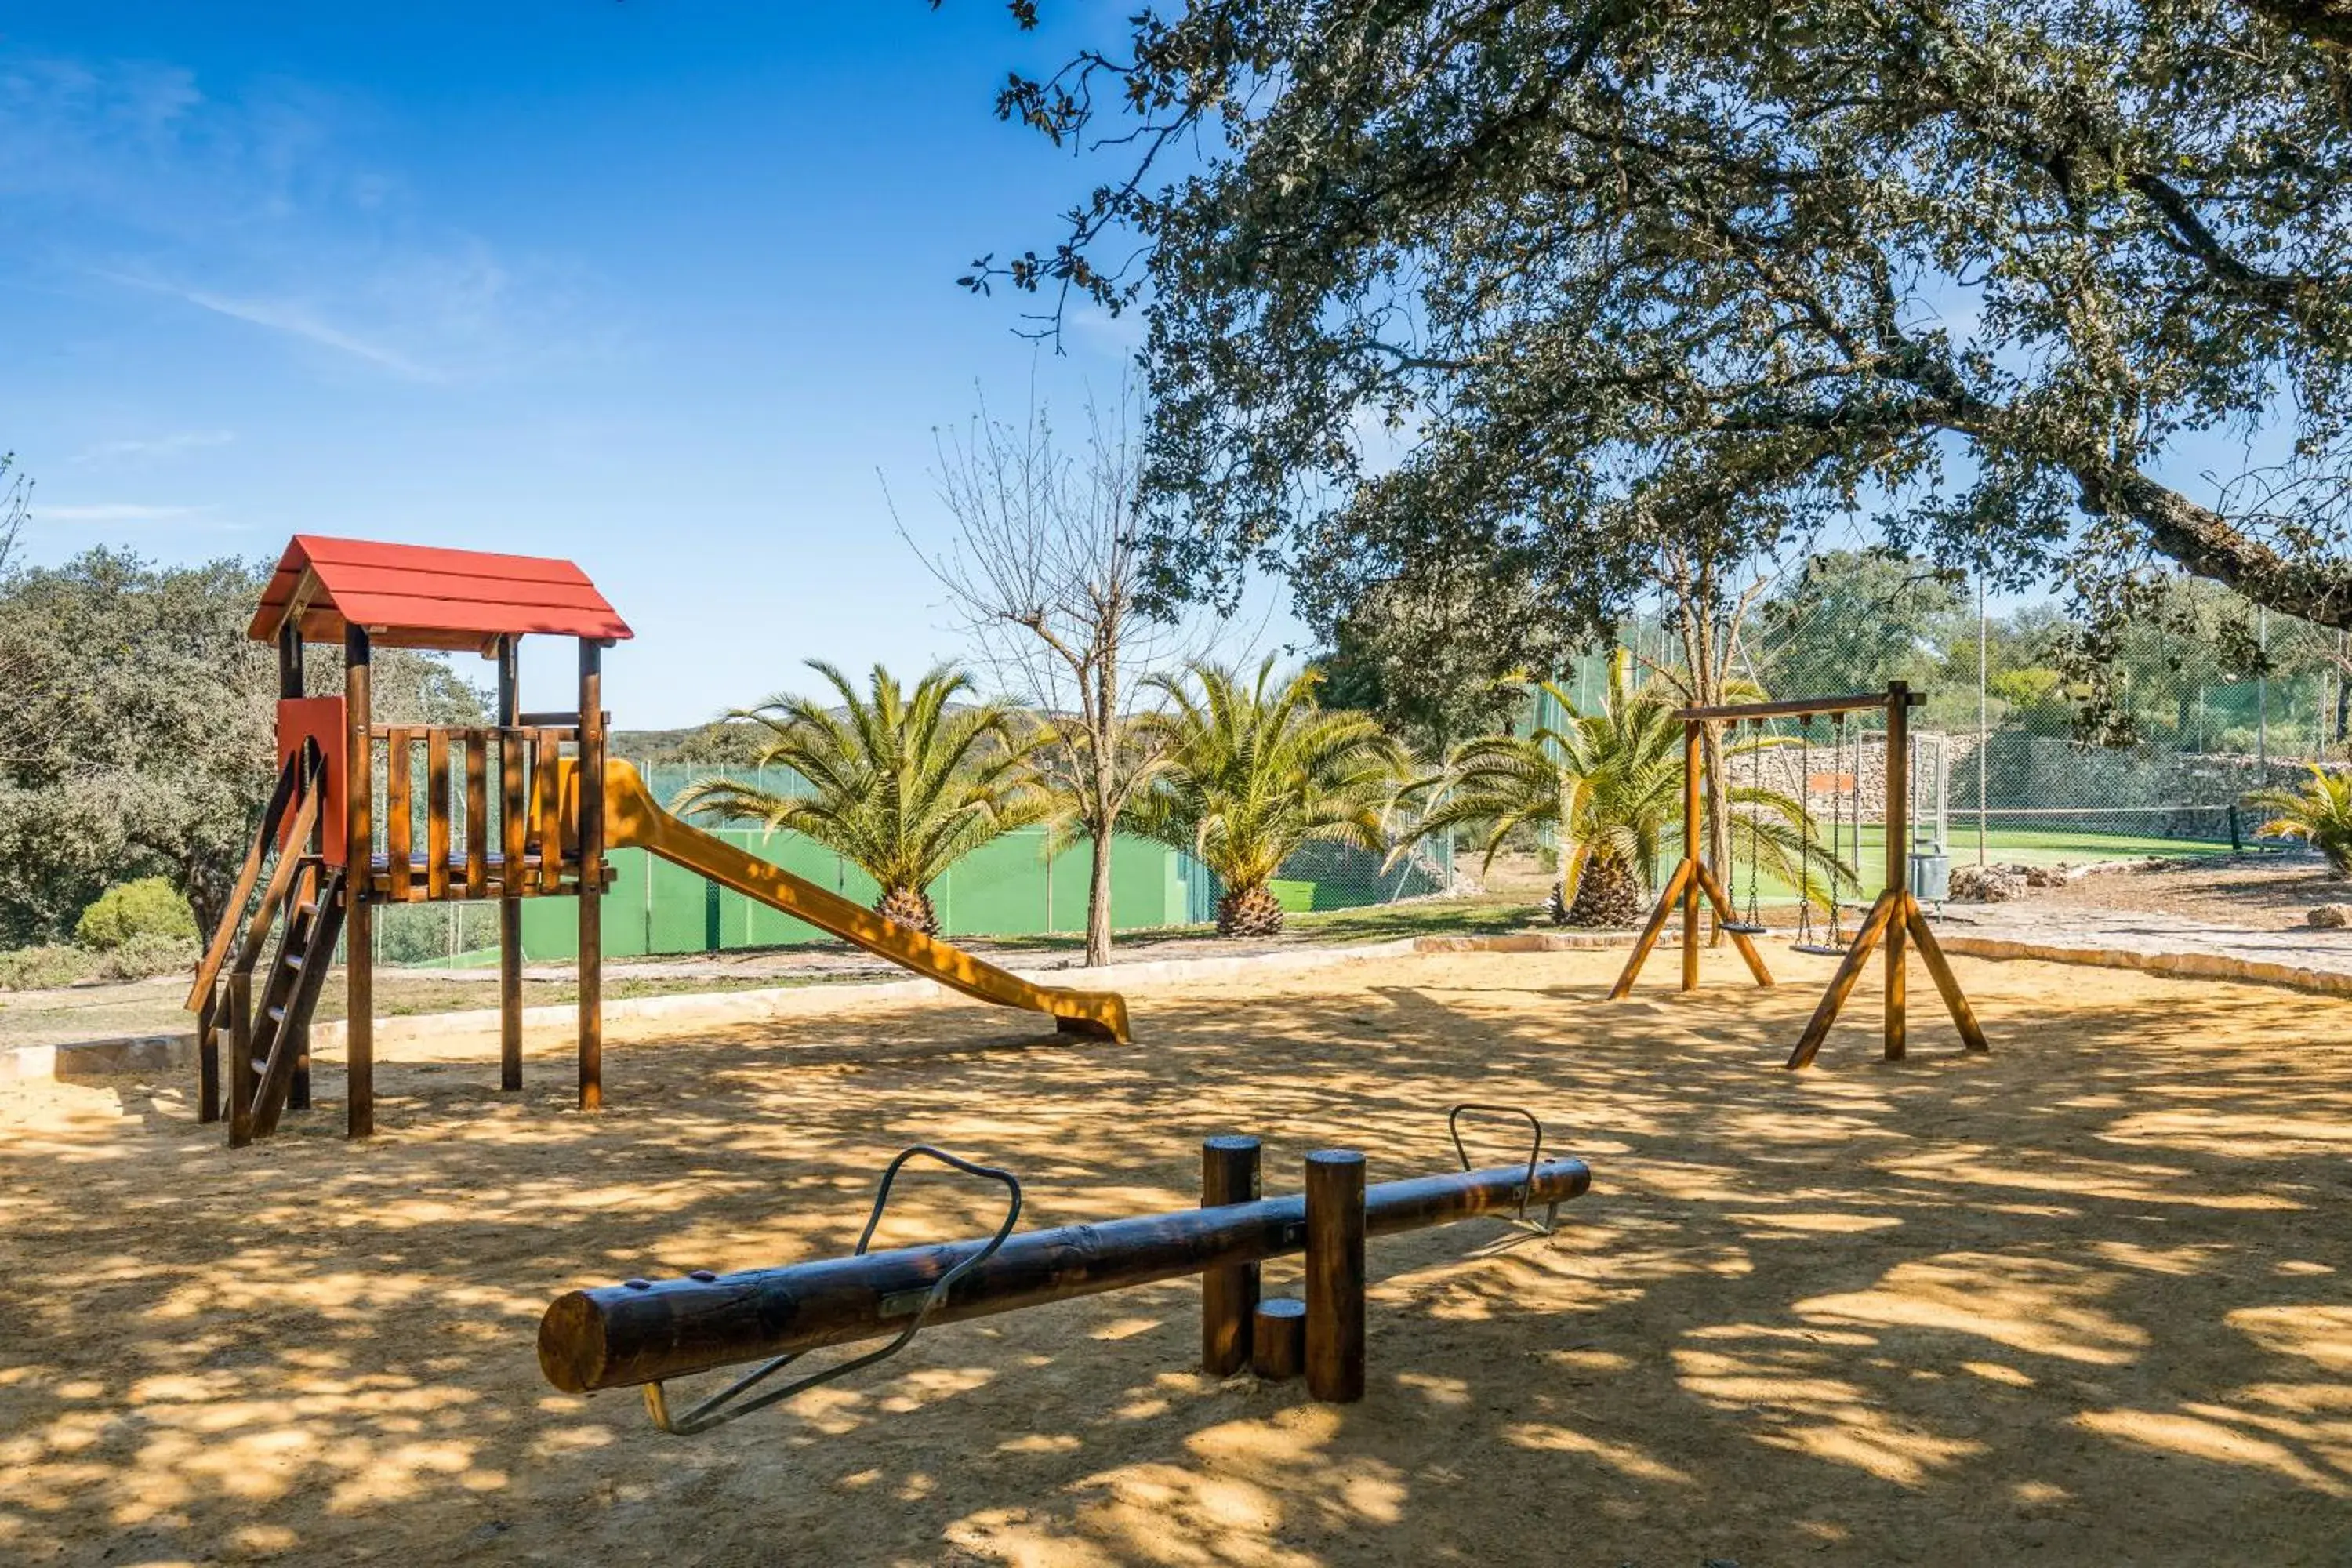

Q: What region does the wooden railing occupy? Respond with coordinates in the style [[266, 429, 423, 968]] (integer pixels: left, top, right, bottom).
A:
[[187, 750, 305, 1010], [367, 724, 594, 902]]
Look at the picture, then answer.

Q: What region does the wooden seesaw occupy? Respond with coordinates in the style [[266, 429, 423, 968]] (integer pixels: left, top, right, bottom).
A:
[[537, 1110, 1592, 1432]]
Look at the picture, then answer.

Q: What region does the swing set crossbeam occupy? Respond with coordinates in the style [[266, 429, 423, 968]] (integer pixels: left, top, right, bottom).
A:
[[1609, 680, 1987, 1069], [1674, 690, 1926, 723]]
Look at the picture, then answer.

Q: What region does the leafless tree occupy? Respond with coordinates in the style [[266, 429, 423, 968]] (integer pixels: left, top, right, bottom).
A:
[[0, 456, 33, 760], [891, 384, 1226, 966], [1623, 540, 1780, 899], [0, 454, 27, 579]]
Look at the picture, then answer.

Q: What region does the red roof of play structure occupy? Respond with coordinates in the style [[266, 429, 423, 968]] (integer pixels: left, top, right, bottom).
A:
[[248, 535, 633, 654]]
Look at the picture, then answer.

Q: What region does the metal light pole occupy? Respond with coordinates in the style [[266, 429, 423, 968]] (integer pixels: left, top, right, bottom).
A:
[[1976, 574, 1989, 868], [2257, 606, 2270, 774]]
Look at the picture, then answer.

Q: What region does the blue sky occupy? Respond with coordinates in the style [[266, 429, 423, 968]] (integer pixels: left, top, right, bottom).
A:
[[0, 2, 1290, 725]]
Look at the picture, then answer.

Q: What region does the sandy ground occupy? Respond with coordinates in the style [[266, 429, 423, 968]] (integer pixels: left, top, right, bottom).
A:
[[0, 903, 1540, 1051], [0, 970, 811, 1052], [2, 947, 2348, 1567]]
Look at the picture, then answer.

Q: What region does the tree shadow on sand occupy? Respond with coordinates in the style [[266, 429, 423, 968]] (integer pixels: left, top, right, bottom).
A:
[[0, 947, 2347, 1565]]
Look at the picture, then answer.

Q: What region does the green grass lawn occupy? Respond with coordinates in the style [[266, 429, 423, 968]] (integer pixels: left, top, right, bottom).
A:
[[1700, 822, 2247, 908], [1944, 825, 2238, 862]]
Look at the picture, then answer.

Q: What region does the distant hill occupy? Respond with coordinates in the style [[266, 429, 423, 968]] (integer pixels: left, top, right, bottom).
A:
[[608, 720, 763, 766]]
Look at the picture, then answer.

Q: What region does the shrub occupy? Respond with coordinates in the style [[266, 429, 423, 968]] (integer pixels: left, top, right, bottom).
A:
[[2251, 766, 2352, 878], [98, 933, 202, 982], [75, 877, 198, 950], [0, 944, 101, 991], [376, 902, 461, 967]]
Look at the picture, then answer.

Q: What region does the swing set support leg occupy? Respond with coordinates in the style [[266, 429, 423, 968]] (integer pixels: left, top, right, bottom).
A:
[[1607, 855, 1777, 998], [1607, 859, 1693, 1000], [1693, 859, 1773, 988], [1784, 890, 1989, 1068], [1904, 895, 1989, 1052], [1784, 889, 1900, 1069], [1681, 724, 1702, 993]]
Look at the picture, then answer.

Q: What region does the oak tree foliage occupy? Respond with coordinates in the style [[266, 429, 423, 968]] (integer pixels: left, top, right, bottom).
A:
[[961, 0, 2352, 654]]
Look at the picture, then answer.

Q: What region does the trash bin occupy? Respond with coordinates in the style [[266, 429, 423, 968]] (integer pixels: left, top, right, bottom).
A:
[[1909, 845, 1951, 904]]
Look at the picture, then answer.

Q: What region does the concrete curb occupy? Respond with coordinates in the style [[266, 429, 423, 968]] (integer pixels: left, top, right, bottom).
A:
[[4, 935, 1519, 1085], [39, 921, 2332, 1087], [1933, 934, 2352, 1000], [0, 1033, 195, 1085]]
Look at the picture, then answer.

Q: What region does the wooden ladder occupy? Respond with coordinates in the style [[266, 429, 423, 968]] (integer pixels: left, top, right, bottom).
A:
[[224, 866, 347, 1146], [194, 747, 346, 1146]]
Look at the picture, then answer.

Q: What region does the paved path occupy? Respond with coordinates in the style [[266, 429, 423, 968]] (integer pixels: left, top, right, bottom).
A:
[[1931, 902, 2352, 992]]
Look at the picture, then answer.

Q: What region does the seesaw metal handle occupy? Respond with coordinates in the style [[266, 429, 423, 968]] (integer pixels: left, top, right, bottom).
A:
[[1446, 1103, 1562, 1236], [642, 1144, 1023, 1436]]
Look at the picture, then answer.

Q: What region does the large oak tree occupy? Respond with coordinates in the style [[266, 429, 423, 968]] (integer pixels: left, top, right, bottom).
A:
[[960, 0, 2352, 649]]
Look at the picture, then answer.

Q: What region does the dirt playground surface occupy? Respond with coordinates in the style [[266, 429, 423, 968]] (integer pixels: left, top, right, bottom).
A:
[[2, 948, 2347, 1566]]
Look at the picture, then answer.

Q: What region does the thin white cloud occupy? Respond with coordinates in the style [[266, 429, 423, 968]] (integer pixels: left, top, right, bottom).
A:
[[8, 53, 597, 384], [96, 268, 441, 379], [38, 502, 209, 523], [71, 430, 235, 463], [1067, 303, 1145, 354], [169, 282, 444, 380]]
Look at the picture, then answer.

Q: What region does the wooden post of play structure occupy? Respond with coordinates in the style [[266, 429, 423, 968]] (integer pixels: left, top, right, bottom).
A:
[[344, 626, 375, 1139], [1304, 1150, 1367, 1403], [1200, 1136, 1261, 1376], [497, 636, 524, 1092], [578, 638, 605, 1112], [1252, 1298, 1305, 1380], [1682, 721, 1702, 993], [1884, 681, 1910, 1061]]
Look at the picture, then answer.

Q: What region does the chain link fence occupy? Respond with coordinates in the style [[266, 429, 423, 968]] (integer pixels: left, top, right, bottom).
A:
[[1750, 564, 2346, 868]]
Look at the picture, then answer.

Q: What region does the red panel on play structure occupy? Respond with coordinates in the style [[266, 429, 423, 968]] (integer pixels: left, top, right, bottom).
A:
[[248, 535, 633, 654], [278, 697, 349, 866]]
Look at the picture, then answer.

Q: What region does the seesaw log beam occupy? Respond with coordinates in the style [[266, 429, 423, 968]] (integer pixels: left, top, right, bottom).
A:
[[539, 1156, 1592, 1396]]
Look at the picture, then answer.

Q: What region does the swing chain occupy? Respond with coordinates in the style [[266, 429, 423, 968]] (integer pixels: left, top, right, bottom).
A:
[[1791, 712, 1853, 957], [1723, 717, 1769, 935]]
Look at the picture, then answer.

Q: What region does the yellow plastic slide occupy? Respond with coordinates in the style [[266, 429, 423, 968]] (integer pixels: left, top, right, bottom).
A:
[[594, 760, 1130, 1041]]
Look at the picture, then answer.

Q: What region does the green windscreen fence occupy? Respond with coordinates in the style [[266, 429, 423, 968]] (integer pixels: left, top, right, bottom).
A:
[[514, 826, 1212, 961], [368, 760, 1451, 967]]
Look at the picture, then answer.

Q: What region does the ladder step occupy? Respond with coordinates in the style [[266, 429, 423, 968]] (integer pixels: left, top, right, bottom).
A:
[[267, 1004, 288, 1025], [281, 953, 305, 971]]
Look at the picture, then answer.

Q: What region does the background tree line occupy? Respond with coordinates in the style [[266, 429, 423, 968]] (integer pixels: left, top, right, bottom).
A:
[[0, 546, 483, 949]]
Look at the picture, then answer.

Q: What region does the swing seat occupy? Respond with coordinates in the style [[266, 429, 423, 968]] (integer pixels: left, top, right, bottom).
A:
[[1721, 920, 1769, 936], [1790, 941, 1849, 957]]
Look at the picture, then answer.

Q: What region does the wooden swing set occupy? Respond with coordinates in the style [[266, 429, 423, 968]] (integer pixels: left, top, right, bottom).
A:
[[1607, 681, 1988, 1069]]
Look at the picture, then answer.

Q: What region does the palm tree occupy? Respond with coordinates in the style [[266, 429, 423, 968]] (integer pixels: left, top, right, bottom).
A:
[[2250, 765, 2352, 878], [1127, 659, 1408, 937], [1410, 656, 1838, 927], [671, 662, 1049, 934]]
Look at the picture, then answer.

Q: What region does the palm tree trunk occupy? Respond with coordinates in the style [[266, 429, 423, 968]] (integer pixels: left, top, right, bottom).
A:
[[877, 885, 939, 935], [1563, 851, 1648, 928], [1217, 882, 1285, 938]]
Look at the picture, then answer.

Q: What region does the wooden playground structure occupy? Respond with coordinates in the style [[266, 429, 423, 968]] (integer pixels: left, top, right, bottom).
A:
[[538, 1118, 1592, 1429], [187, 535, 1129, 1148], [1609, 681, 1987, 1069]]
